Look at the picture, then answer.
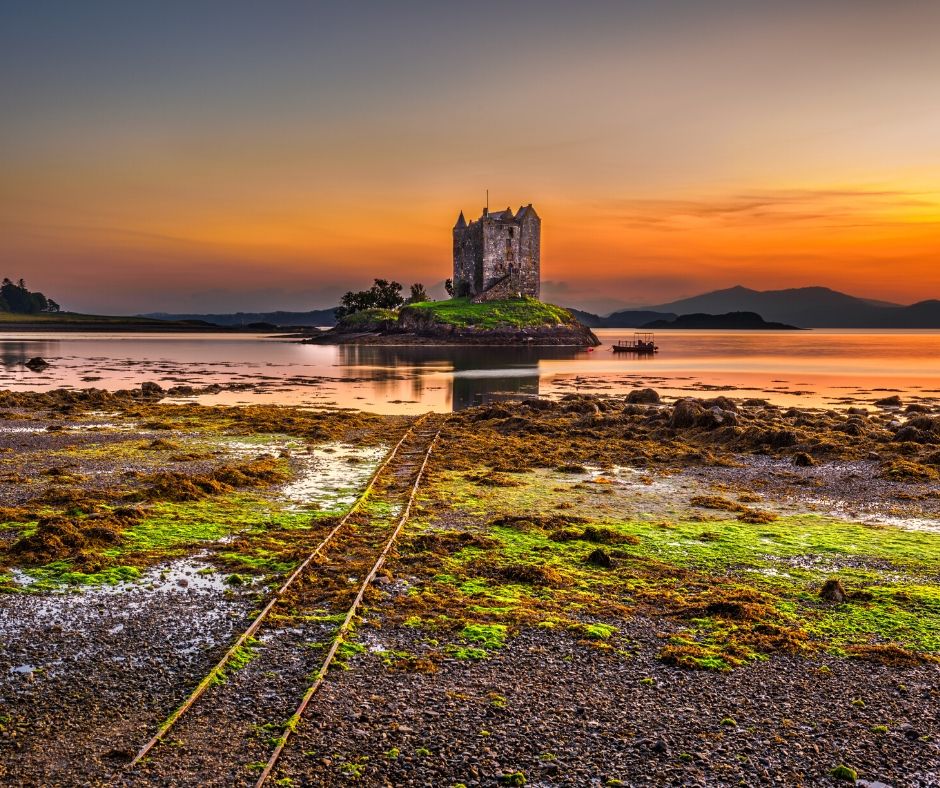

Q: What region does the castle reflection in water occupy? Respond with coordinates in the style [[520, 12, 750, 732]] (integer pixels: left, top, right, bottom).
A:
[[336, 344, 585, 411]]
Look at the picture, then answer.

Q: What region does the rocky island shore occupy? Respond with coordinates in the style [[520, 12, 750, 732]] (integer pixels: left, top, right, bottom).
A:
[[0, 386, 937, 786], [307, 297, 601, 346]]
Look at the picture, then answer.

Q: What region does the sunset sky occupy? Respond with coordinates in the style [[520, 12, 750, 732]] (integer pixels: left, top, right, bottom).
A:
[[2, 1, 939, 314]]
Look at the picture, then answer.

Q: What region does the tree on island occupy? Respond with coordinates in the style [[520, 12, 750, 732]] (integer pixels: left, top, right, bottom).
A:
[[443, 277, 471, 298], [0, 278, 61, 314], [406, 283, 428, 304], [335, 278, 430, 317]]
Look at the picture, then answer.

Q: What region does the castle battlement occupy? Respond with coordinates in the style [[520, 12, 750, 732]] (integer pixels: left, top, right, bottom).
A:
[[452, 204, 540, 302]]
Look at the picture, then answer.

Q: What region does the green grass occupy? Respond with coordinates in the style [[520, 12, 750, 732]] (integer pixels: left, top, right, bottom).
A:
[[402, 297, 575, 329], [336, 308, 398, 329]]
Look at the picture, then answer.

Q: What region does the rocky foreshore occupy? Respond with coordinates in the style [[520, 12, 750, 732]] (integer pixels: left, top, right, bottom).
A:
[[311, 323, 600, 346], [1, 389, 938, 786]]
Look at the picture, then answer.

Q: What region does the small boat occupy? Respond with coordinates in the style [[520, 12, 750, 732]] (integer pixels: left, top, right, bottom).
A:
[[612, 332, 658, 355]]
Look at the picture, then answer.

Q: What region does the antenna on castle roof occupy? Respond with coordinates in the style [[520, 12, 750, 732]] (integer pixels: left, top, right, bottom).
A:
[[486, 189, 489, 214]]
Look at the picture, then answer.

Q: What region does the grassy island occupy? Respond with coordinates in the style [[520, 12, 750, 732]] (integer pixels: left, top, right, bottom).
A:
[[400, 297, 576, 329], [330, 297, 597, 345], [335, 297, 580, 332]]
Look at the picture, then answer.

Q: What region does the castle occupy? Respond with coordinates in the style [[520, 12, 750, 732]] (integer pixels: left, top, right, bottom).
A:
[[452, 204, 540, 302]]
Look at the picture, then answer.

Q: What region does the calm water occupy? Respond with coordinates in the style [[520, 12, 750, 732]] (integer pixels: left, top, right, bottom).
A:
[[1, 330, 938, 413]]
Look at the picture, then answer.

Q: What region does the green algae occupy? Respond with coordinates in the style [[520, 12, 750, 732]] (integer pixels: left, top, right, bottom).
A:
[[573, 622, 617, 640], [459, 622, 507, 649], [119, 495, 310, 553], [399, 463, 940, 669], [21, 562, 142, 590]]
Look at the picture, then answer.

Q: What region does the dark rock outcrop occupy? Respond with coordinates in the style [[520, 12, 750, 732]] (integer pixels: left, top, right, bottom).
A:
[[626, 388, 661, 404], [670, 399, 704, 428], [140, 381, 164, 397], [819, 578, 847, 603], [319, 311, 599, 346]]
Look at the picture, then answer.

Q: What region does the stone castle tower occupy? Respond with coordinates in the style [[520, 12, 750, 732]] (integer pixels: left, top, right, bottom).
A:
[[452, 204, 540, 302]]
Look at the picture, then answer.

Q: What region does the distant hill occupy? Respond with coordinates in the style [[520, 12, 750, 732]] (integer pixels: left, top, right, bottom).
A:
[[566, 308, 678, 327], [565, 308, 604, 327], [641, 286, 940, 328], [141, 309, 338, 327], [641, 311, 801, 330], [602, 309, 678, 328], [0, 311, 217, 331]]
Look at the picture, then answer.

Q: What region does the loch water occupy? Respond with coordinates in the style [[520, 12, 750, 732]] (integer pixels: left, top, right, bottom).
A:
[[1, 329, 938, 413]]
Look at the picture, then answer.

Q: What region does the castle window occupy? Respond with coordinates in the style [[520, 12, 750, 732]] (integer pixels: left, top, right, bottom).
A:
[[508, 227, 514, 237]]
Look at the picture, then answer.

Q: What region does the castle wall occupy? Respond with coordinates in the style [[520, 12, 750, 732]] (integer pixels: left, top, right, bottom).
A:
[[474, 273, 518, 302], [452, 221, 484, 295], [452, 230, 468, 289], [481, 218, 520, 292], [517, 212, 540, 300], [469, 220, 484, 292]]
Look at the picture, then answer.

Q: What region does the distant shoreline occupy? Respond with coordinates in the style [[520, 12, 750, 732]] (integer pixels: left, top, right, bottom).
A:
[[0, 323, 279, 333], [0, 312, 296, 333]]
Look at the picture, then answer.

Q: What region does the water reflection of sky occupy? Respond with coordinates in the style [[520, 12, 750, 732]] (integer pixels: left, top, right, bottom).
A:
[[1, 330, 939, 414]]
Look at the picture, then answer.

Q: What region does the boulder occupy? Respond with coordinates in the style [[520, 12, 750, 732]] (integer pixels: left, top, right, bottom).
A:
[[626, 388, 660, 404], [669, 398, 704, 428], [793, 452, 816, 467], [906, 415, 940, 433], [25, 357, 49, 371], [700, 406, 738, 428], [837, 421, 864, 436], [705, 396, 738, 412], [819, 578, 847, 603], [874, 395, 903, 408], [585, 548, 613, 568], [764, 429, 798, 449], [893, 426, 926, 443], [140, 381, 164, 397]]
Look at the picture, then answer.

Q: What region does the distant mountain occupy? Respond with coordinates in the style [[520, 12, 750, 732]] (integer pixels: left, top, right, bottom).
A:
[[642, 311, 801, 330], [641, 286, 940, 328], [871, 299, 940, 328], [141, 309, 338, 327]]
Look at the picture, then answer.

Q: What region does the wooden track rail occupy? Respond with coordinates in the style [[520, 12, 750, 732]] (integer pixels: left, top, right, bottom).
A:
[[129, 414, 433, 767], [254, 428, 440, 786]]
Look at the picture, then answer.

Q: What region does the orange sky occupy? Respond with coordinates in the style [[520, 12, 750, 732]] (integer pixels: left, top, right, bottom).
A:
[[2, 2, 939, 313]]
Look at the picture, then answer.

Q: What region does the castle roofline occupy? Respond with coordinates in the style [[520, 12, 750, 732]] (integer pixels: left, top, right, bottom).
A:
[[454, 210, 467, 229], [481, 208, 515, 221]]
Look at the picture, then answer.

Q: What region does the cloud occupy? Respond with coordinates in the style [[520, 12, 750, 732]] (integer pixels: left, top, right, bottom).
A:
[[601, 187, 936, 231]]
